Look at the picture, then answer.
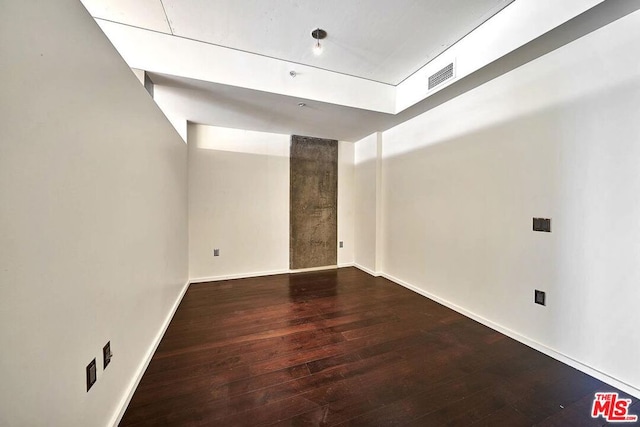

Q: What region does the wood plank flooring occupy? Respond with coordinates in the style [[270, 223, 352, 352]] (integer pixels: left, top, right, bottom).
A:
[[120, 267, 637, 426]]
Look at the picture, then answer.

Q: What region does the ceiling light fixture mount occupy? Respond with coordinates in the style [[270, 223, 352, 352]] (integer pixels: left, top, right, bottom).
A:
[[311, 28, 327, 56]]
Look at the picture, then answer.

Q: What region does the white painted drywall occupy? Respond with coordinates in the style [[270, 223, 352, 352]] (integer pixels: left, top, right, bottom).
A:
[[188, 125, 290, 281], [354, 133, 379, 274], [338, 141, 355, 266], [0, 1, 188, 426], [382, 9, 640, 396]]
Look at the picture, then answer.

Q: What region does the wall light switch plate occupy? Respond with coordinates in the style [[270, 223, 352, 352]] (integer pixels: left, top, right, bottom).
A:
[[339, 241, 343, 248], [213, 249, 220, 256], [535, 290, 546, 306]]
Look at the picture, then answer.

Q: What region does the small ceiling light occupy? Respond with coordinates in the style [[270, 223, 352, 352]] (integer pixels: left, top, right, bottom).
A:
[[298, 102, 306, 107], [311, 28, 327, 56], [289, 70, 297, 78]]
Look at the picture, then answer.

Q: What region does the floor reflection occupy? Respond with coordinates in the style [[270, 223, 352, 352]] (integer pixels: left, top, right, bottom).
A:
[[287, 269, 338, 302]]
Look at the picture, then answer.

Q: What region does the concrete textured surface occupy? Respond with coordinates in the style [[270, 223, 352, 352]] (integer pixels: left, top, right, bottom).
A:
[[290, 135, 338, 269]]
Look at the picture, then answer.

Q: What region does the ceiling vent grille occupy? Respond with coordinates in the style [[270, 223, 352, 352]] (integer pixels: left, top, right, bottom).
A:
[[428, 62, 454, 90]]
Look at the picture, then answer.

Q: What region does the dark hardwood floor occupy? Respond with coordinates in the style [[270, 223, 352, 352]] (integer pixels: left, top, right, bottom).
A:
[[120, 267, 638, 426]]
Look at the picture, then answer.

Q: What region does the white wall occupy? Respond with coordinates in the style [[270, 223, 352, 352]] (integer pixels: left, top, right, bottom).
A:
[[188, 125, 290, 280], [354, 133, 379, 274], [0, 1, 188, 426], [381, 9, 640, 397], [338, 142, 355, 266], [189, 125, 354, 280]]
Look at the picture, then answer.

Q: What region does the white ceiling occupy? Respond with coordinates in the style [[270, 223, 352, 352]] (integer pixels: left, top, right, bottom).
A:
[[78, 0, 629, 142], [81, 0, 514, 85]]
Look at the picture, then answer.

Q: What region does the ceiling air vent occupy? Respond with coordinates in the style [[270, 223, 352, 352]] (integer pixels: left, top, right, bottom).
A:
[[428, 62, 454, 90]]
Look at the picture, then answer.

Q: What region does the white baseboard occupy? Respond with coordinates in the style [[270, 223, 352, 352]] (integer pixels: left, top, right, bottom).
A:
[[354, 263, 381, 277], [380, 272, 640, 399], [338, 262, 355, 268], [109, 279, 190, 427], [189, 269, 290, 283]]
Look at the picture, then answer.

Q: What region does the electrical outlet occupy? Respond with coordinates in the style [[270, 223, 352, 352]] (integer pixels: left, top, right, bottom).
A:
[[86, 358, 97, 391], [103, 341, 112, 369], [533, 218, 551, 232], [339, 241, 343, 248], [213, 249, 220, 257], [535, 290, 546, 306]]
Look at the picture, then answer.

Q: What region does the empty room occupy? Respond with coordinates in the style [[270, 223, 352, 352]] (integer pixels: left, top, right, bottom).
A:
[[2, 0, 640, 426]]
